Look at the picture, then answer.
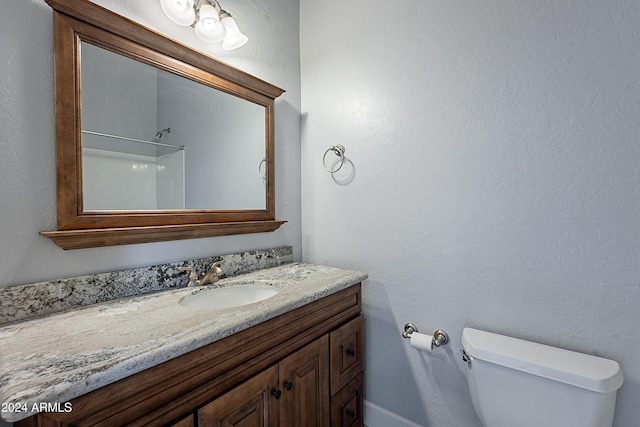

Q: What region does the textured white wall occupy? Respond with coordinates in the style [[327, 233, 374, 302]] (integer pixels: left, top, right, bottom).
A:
[[0, 0, 301, 288], [301, 0, 640, 426]]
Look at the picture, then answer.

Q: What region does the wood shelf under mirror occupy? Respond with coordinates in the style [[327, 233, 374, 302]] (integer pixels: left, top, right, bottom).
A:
[[41, 220, 286, 250], [41, 0, 286, 249]]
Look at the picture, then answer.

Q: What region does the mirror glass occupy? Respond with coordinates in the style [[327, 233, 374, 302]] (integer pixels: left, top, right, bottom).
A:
[[80, 41, 267, 211]]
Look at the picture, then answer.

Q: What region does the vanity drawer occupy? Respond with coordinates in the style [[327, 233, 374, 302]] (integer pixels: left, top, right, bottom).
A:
[[330, 314, 364, 396], [330, 372, 364, 427]]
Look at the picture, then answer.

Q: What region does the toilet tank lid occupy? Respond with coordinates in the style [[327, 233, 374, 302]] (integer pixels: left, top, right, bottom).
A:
[[461, 328, 623, 393]]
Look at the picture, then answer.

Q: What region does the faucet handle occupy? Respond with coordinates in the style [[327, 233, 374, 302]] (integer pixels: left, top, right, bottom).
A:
[[210, 259, 226, 274], [211, 259, 226, 269], [179, 266, 200, 287]]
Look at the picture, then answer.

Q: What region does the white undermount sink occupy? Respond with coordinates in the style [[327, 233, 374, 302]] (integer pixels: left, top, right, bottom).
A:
[[179, 283, 279, 310]]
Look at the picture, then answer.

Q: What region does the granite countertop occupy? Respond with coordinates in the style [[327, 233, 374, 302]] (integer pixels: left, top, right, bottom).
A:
[[0, 263, 367, 422]]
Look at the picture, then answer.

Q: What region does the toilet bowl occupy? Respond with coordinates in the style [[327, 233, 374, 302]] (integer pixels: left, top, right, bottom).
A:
[[461, 327, 623, 427]]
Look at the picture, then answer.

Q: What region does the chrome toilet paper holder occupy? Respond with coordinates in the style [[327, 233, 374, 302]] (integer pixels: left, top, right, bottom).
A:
[[402, 323, 450, 350]]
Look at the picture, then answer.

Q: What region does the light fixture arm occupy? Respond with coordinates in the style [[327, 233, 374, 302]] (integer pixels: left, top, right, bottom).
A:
[[193, 0, 236, 23], [206, 0, 236, 21], [192, 0, 222, 27], [209, 0, 225, 15]]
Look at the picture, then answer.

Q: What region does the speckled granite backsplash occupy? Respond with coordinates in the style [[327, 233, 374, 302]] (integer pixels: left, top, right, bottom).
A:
[[0, 246, 292, 326]]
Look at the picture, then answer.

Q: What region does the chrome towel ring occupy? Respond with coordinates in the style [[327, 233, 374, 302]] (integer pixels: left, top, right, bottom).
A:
[[323, 144, 346, 173]]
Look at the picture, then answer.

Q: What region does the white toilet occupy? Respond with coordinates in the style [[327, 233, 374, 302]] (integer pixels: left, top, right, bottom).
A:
[[461, 327, 624, 427]]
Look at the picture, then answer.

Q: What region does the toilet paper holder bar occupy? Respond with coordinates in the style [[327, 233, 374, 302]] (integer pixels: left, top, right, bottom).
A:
[[402, 323, 450, 349]]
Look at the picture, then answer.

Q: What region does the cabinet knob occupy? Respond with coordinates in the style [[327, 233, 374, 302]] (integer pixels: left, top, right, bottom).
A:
[[346, 348, 356, 357], [346, 409, 356, 418], [272, 389, 282, 399], [284, 381, 293, 391]]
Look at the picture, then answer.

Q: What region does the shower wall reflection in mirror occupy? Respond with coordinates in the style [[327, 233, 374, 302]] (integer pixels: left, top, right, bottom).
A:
[[80, 42, 267, 211]]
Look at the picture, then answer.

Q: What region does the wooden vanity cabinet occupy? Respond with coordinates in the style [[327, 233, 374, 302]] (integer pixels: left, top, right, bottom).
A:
[[198, 314, 365, 427], [16, 284, 363, 427]]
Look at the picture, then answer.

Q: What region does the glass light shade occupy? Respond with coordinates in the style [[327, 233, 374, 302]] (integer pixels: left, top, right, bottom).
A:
[[160, 0, 195, 26], [221, 16, 248, 50], [195, 4, 226, 42]]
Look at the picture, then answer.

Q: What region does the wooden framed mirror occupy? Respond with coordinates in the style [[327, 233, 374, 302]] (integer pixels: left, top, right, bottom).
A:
[[41, 0, 285, 249]]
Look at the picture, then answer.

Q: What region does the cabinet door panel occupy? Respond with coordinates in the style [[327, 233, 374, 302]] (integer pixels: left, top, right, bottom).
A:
[[279, 335, 330, 426], [198, 366, 279, 427]]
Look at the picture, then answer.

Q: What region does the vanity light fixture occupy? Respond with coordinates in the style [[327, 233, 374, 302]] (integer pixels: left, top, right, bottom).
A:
[[160, 0, 248, 50]]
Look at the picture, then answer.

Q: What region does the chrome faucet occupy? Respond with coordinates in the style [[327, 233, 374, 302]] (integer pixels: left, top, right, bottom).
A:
[[199, 260, 226, 285], [179, 260, 226, 287]]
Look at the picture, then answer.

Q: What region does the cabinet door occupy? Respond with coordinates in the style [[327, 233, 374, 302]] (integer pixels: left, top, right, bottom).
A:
[[330, 315, 364, 395], [198, 365, 279, 427], [279, 335, 330, 426]]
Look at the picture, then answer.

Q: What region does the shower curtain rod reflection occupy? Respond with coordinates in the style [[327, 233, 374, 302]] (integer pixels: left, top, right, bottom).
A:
[[82, 130, 185, 150]]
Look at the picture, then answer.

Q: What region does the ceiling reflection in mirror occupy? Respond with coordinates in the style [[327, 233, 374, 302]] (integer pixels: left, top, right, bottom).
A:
[[80, 41, 267, 211]]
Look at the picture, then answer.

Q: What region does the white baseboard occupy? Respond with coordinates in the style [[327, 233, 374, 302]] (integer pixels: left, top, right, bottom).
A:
[[364, 400, 424, 427]]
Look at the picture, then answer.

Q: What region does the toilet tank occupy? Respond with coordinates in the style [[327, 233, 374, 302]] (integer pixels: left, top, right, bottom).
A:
[[461, 328, 624, 427]]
